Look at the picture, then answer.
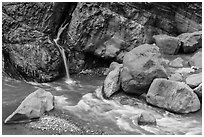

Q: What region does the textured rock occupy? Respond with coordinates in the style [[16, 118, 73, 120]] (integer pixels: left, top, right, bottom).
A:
[[4, 88, 54, 124], [103, 62, 123, 98], [137, 112, 156, 126], [189, 49, 202, 68], [67, 2, 145, 61], [2, 2, 53, 35], [146, 78, 200, 113], [174, 3, 202, 33], [178, 31, 202, 53], [169, 57, 184, 68], [2, 2, 78, 82], [2, 18, 63, 82], [186, 73, 202, 88], [153, 34, 181, 55], [193, 83, 202, 99], [121, 44, 168, 95]]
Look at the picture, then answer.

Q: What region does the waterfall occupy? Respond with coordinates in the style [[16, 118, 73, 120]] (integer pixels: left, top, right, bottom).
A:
[[53, 23, 75, 85]]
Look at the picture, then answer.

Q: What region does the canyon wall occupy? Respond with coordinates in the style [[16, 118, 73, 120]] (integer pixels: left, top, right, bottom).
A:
[[2, 2, 202, 82]]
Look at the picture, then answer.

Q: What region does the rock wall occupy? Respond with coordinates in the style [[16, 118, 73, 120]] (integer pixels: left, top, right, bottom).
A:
[[2, 2, 76, 82], [66, 2, 202, 65], [2, 2, 202, 82]]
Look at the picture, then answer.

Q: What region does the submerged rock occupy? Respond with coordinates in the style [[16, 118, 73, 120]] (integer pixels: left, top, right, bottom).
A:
[[121, 44, 168, 95], [146, 78, 200, 113], [186, 73, 202, 88], [137, 112, 156, 126], [153, 34, 181, 55], [189, 48, 202, 69], [178, 31, 202, 53], [4, 88, 54, 124], [103, 62, 123, 98]]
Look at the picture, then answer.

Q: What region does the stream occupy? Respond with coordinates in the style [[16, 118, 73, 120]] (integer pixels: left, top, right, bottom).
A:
[[2, 74, 202, 135]]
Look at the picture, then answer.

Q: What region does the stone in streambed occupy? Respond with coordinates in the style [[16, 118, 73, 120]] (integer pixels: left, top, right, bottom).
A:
[[121, 44, 168, 95], [137, 112, 156, 126], [103, 62, 123, 98], [186, 73, 202, 88], [193, 83, 202, 99], [169, 57, 184, 68], [153, 34, 181, 55], [4, 88, 54, 124], [189, 48, 202, 69], [177, 31, 202, 53], [146, 78, 200, 113], [104, 62, 123, 75], [168, 72, 184, 82]]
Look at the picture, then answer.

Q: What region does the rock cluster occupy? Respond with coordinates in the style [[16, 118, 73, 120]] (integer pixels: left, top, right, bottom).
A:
[[97, 30, 202, 115]]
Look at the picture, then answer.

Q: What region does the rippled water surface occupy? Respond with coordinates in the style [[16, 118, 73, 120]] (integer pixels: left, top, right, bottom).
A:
[[2, 75, 202, 135]]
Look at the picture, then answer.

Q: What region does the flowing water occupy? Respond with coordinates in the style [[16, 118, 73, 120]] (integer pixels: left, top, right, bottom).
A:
[[53, 22, 75, 85], [2, 74, 202, 135]]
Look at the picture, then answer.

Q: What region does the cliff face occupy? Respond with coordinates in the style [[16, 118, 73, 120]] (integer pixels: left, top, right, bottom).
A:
[[2, 2, 202, 82], [2, 2, 76, 82]]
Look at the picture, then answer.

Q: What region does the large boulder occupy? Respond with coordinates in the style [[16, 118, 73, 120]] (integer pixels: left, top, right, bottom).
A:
[[146, 78, 200, 113], [121, 44, 168, 95], [178, 31, 202, 53], [103, 62, 123, 98], [186, 73, 202, 88], [153, 34, 181, 55], [189, 48, 202, 69], [4, 88, 54, 124]]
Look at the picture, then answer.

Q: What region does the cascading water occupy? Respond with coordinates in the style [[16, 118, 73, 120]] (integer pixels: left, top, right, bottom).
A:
[[53, 23, 76, 85]]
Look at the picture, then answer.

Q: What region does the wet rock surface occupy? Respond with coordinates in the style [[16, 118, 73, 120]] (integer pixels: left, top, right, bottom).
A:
[[146, 78, 200, 113]]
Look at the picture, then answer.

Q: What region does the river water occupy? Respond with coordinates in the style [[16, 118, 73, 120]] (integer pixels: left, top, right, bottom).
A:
[[2, 74, 202, 135]]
